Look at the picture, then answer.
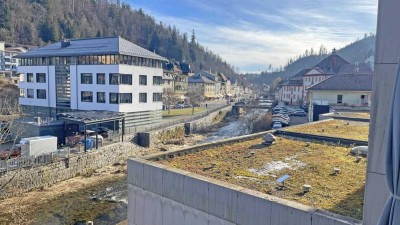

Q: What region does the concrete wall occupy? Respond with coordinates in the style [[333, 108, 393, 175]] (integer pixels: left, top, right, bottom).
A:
[[190, 106, 231, 133], [311, 90, 371, 106], [127, 158, 361, 225], [0, 142, 145, 198], [363, 0, 397, 224]]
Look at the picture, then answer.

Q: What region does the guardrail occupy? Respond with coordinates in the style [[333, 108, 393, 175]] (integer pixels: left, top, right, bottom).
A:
[[124, 104, 231, 134]]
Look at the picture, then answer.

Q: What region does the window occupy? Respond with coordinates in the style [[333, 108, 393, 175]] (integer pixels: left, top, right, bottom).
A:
[[97, 92, 106, 103], [36, 73, 46, 83], [27, 89, 34, 98], [81, 91, 93, 102], [37, 89, 46, 99], [120, 74, 132, 85], [139, 93, 147, 103], [337, 94, 343, 104], [120, 93, 132, 103], [110, 73, 119, 85], [139, 75, 147, 85], [110, 93, 119, 104], [81, 73, 93, 84], [97, 73, 106, 84], [153, 76, 162, 85], [19, 88, 25, 98], [153, 93, 162, 102], [27, 73, 34, 83]]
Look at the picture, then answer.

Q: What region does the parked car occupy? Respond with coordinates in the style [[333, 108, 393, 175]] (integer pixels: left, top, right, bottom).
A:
[[174, 104, 185, 109], [80, 130, 104, 142], [291, 109, 307, 117], [0, 148, 21, 160], [272, 122, 283, 129], [184, 104, 193, 108], [95, 127, 112, 138]]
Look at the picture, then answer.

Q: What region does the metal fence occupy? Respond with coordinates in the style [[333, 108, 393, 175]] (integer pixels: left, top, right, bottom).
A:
[[0, 148, 81, 175], [124, 105, 231, 134]]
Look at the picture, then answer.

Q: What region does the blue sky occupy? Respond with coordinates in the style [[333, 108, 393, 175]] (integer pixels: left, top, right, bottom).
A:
[[127, 0, 378, 73]]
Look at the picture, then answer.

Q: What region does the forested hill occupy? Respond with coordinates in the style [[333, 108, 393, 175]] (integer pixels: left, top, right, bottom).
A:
[[247, 35, 376, 85], [0, 0, 236, 75]]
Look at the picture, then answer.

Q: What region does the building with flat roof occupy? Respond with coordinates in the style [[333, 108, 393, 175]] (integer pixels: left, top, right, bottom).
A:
[[16, 36, 167, 128]]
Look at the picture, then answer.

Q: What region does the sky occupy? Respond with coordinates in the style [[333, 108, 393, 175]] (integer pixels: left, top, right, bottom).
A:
[[127, 0, 378, 73]]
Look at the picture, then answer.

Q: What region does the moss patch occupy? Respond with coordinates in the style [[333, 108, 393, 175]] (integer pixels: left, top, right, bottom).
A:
[[160, 137, 366, 220], [285, 120, 369, 141]]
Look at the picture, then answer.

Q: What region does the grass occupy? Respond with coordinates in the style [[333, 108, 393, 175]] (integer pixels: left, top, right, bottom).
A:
[[160, 137, 366, 220], [162, 107, 206, 117], [285, 120, 369, 141], [334, 112, 370, 119]]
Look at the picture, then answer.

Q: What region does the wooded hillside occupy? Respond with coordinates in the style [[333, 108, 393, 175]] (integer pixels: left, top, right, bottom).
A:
[[0, 0, 236, 75]]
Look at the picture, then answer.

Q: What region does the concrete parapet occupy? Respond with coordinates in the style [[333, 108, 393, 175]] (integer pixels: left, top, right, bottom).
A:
[[127, 158, 360, 225]]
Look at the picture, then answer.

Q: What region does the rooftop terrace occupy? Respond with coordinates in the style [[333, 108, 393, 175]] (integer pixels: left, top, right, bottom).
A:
[[159, 136, 366, 219]]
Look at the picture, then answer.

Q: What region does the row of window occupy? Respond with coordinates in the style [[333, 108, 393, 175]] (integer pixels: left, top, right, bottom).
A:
[[19, 55, 163, 69], [81, 91, 162, 104], [80, 73, 162, 86], [283, 86, 302, 92], [305, 76, 323, 83], [20, 88, 47, 99], [25, 73, 46, 83]]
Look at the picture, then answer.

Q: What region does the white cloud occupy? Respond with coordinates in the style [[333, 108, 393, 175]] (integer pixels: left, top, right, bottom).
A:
[[141, 1, 377, 72]]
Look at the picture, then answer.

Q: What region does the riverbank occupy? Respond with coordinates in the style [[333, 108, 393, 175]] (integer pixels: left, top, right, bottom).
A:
[[0, 162, 128, 225]]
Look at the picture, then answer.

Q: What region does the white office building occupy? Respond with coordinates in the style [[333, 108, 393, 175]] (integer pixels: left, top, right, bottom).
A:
[[17, 37, 167, 127]]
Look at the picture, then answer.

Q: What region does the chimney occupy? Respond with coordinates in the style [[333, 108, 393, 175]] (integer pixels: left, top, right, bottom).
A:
[[61, 40, 70, 48], [332, 48, 337, 54]]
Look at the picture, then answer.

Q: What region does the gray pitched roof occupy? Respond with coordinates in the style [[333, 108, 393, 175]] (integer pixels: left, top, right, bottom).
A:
[[314, 53, 350, 74], [337, 63, 373, 75], [188, 75, 215, 84], [194, 71, 220, 82], [16, 36, 167, 61], [308, 73, 373, 91], [282, 69, 310, 86]]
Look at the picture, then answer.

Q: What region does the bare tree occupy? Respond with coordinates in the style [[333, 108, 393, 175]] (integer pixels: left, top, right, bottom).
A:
[[0, 79, 25, 154], [162, 89, 178, 115], [186, 91, 204, 115]]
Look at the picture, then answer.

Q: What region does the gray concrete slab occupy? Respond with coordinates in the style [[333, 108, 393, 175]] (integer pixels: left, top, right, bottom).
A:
[[375, 0, 400, 64], [127, 159, 145, 186], [312, 210, 362, 225], [208, 182, 240, 224], [183, 173, 210, 213], [142, 161, 166, 195], [236, 189, 272, 225], [162, 198, 185, 225], [162, 167, 190, 204]]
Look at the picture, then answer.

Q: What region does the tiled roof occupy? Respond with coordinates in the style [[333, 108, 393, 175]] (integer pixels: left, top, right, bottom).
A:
[[194, 71, 220, 82], [307, 73, 373, 91], [337, 63, 373, 75], [188, 75, 215, 84], [281, 69, 310, 86], [313, 53, 350, 74], [16, 36, 167, 61]]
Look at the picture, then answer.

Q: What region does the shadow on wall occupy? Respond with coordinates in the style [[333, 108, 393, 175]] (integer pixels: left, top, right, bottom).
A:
[[326, 185, 365, 220]]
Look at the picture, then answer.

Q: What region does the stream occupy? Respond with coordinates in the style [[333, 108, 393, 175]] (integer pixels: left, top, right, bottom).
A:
[[33, 109, 270, 225]]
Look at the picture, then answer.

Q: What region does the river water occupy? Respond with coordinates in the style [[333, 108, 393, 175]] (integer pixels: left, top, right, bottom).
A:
[[34, 109, 269, 225]]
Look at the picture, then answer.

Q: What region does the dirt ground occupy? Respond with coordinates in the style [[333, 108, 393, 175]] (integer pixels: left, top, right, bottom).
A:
[[160, 137, 367, 220], [0, 133, 205, 224], [0, 162, 128, 224]]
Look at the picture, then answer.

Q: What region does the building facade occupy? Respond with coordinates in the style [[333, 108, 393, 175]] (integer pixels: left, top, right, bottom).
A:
[[307, 73, 373, 121], [0, 42, 27, 81], [17, 37, 167, 127]]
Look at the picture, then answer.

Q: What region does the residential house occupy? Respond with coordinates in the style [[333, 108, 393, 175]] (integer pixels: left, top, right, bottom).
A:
[[279, 69, 309, 104], [0, 42, 28, 83], [164, 60, 190, 100], [162, 70, 174, 93], [303, 49, 350, 102], [16, 36, 167, 127], [308, 72, 373, 121], [187, 74, 217, 100], [217, 72, 232, 97], [195, 71, 222, 98]]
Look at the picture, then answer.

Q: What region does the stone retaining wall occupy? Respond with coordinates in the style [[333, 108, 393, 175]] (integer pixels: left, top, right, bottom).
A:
[[0, 142, 144, 198]]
